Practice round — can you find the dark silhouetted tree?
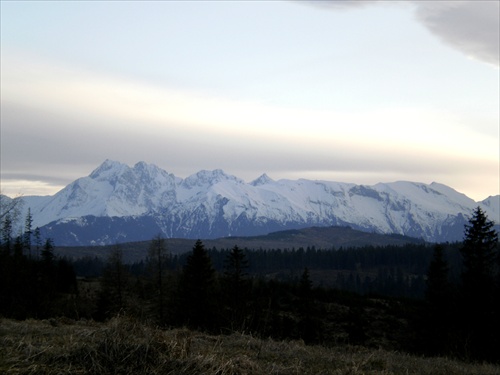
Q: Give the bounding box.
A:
[222,245,249,330]
[178,240,217,330]
[96,245,129,320]
[147,235,170,324]
[34,227,42,258]
[1,213,13,254]
[41,238,55,264]
[424,244,453,355]
[0,195,23,254]
[23,208,33,258]
[426,244,450,304]
[297,267,321,343]
[460,207,499,361]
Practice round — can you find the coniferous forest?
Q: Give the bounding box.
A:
[1,206,499,365]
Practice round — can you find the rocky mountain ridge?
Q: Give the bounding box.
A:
[7,160,499,246]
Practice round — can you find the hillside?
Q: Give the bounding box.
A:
[55,225,424,263]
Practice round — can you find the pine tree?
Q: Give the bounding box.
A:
[426,244,450,304]
[39,238,56,317]
[424,244,452,355]
[147,235,170,324]
[34,227,42,258]
[41,238,55,264]
[297,267,320,343]
[0,195,23,254]
[1,214,13,254]
[23,208,33,258]
[460,206,499,361]
[224,245,248,283]
[96,245,129,320]
[461,207,498,296]
[178,240,217,330]
[222,245,249,330]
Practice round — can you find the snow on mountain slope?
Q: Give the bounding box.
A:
[481,195,500,217]
[26,160,178,228]
[11,160,500,246]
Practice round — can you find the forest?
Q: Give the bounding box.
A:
[1,206,499,364]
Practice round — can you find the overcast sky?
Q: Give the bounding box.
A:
[1,0,498,201]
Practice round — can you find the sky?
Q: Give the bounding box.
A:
[1,0,499,201]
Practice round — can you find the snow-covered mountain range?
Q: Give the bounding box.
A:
[7,160,500,246]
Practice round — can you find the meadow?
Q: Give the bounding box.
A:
[1,316,499,375]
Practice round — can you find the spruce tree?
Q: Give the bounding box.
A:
[178,240,217,330]
[1,214,13,254]
[424,244,452,355]
[460,206,498,361]
[0,196,22,254]
[222,245,249,330]
[461,207,498,296]
[147,235,169,324]
[34,227,42,257]
[426,244,450,304]
[96,245,129,320]
[23,208,33,258]
[297,267,320,343]
[41,238,55,264]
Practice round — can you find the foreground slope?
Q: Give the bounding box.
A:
[2,317,499,375]
[12,160,499,245]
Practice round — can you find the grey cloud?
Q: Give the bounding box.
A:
[299,0,499,66]
[297,0,378,10]
[295,0,383,11]
[413,1,499,66]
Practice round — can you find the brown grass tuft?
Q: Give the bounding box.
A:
[1,316,499,375]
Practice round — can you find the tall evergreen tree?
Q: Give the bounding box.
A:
[0,195,22,254]
[461,207,498,296]
[460,207,499,361]
[147,235,170,324]
[222,245,249,330]
[34,227,42,258]
[41,238,55,264]
[178,240,217,330]
[424,244,453,355]
[96,245,129,320]
[297,267,321,343]
[23,208,33,258]
[1,213,13,254]
[13,236,24,258]
[426,244,450,304]
[224,245,248,283]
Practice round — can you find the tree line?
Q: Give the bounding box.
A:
[1,203,498,363]
[0,206,78,319]
[73,241,462,299]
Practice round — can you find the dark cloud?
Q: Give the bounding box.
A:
[413,1,499,66]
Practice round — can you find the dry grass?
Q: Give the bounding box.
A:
[1,316,498,375]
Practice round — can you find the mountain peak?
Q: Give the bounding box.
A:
[133,161,163,176]
[89,159,128,179]
[182,169,241,188]
[251,173,274,186]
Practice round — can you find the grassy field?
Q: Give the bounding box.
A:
[1,316,499,375]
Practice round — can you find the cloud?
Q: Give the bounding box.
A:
[1,51,497,200]
[413,1,499,66]
[298,0,499,66]
[294,0,381,10]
